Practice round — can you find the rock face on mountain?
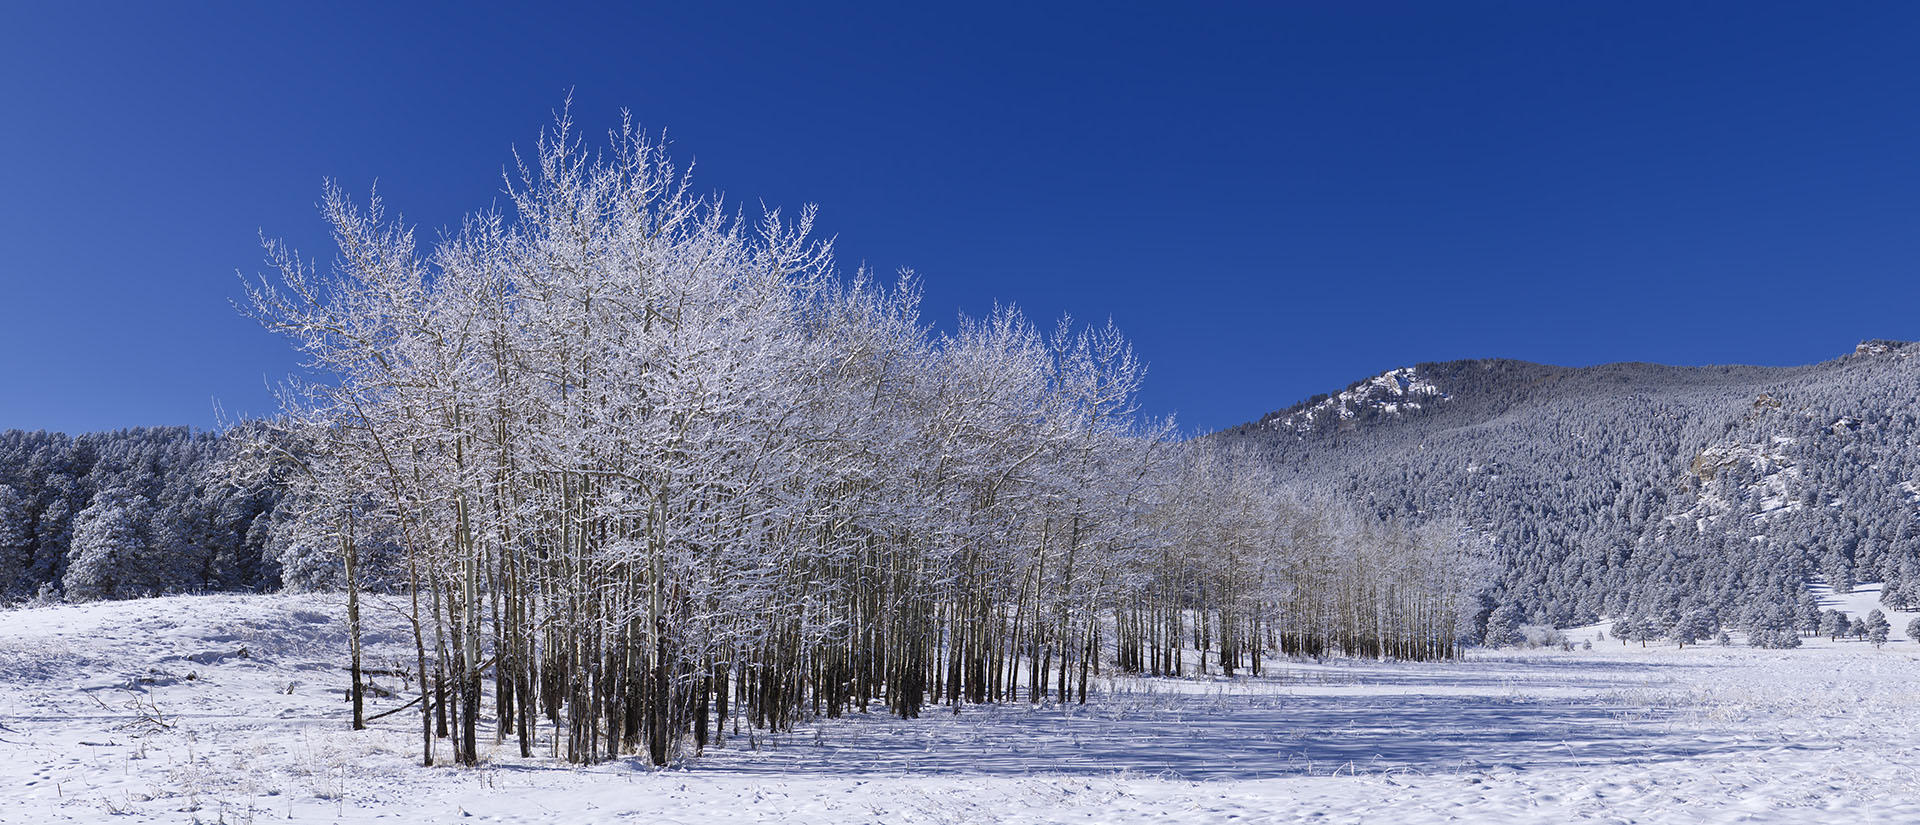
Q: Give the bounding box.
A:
[1213,342,1920,631]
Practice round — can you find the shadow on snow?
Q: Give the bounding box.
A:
[668,658,1786,781]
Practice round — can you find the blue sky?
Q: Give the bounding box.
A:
[3,2,1918,435]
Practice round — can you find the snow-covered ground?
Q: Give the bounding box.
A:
[5,594,1920,824]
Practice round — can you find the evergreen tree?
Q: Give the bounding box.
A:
[1820,609,1850,641]
[1865,609,1891,647]
[31,494,74,587]
[1879,577,1905,609]
[1797,592,1822,635]
[1624,616,1661,647]
[1746,604,1801,649]
[1611,616,1638,646]
[1671,609,1716,648]
[0,484,32,597]
[139,505,203,595]
[1482,603,1524,647]
[62,489,153,601]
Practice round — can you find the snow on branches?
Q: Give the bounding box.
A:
[241,108,1486,767]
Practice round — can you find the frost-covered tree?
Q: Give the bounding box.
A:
[1610,616,1639,646]
[1638,616,1667,647]
[1820,609,1850,641]
[0,484,32,597]
[239,106,1492,769]
[1746,604,1801,649]
[1670,609,1717,648]
[1482,603,1524,648]
[1797,592,1822,636]
[1865,609,1890,647]
[142,503,209,595]
[62,488,153,600]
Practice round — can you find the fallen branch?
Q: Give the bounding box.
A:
[364,694,424,723]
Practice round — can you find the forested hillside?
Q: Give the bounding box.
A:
[1214,341,1920,640]
[0,427,282,600]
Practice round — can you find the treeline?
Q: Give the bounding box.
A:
[238,112,1486,768]
[0,427,281,600]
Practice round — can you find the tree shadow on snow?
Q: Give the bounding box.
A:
[683,662,1790,780]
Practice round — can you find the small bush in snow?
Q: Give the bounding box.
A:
[1517,624,1567,648]
[27,582,59,607]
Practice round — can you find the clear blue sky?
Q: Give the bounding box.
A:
[4,2,1918,435]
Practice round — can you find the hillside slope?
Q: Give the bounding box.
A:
[1213,342,1920,630]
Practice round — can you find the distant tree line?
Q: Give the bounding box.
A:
[0,427,282,601]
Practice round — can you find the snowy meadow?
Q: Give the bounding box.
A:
[4,592,1918,824]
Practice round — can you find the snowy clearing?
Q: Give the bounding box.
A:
[4,594,1920,823]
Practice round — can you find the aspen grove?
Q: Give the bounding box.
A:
[239,112,1485,768]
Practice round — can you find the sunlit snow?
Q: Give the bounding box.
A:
[5,593,1919,823]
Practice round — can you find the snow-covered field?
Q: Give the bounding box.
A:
[4,593,1920,824]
